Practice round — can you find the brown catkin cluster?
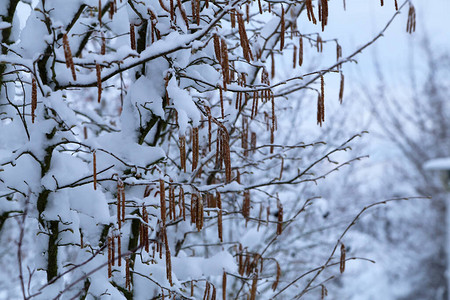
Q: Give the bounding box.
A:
[395,0,398,10]
[190,193,204,231]
[321,285,328,299]
[140,205,149,251]
[318,0,328,31]
[216,127,232,182]
[31,77,37,123]
[237,13,253,62]
[272,261,281,291]
[340,243,346,273]
[317,35,323,52]
[109,0,117,19]
[406,5,416,34]
[177,0,189,29]
[62,33,77,81]
[306,0,317,24]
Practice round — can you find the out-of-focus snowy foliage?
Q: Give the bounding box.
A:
[0,0,419,299]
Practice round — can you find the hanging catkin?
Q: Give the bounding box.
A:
[117,234,121,266]
[107,237,112,278]
[221,39,229,90]
[293,45,297,68]
[160,179,166,225]
[93,151,97,190]
[217,192,223,242]
[213,34,222,65]
[179,136,186,172]
[237,13,252,62]
[180,187,186,221]
[62,33,77,81]
[276,199,283,235]
[192,127,199,171]
[96,64,102,103]
[280,5,285,51]
[31,77,37,123]
[299,36,303,66]
[339,73,344,104]
[340,243,346,273]
[272,261,281,291]
[162,226,173,285]
[305,0,317,24]
[320,0,328,31]
[406,5,416,34]
[117,180,122,228]
[129,24,136,50]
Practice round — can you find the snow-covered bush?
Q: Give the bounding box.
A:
[0,0,415,299]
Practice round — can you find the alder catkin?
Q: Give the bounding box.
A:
[306,0,317,24]
[192,127,199,171]
[250,272,258,300]
[276,200,283,235]
[31,77,37,123]
[117,234,121,266]
[107,237,112,278]
[213,34,222,65]
[406,5,416,34]
[217,192,223,242]
[340,243,346,273]
[130,23,136,50]
[62,33,77,81]
[222,271,227,300]
[221,39,229,89]
[180,136,186,172]
[96,64,102,103]
[339,73,344,104]
[292,45,297,68]
[272,261,281,291]
[93,151,97,190]
[117,180,122,228]
[299,36,303,66]
[280,5,285,51]
[160,179,166,225]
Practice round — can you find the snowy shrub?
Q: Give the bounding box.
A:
[0,0,415,299]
